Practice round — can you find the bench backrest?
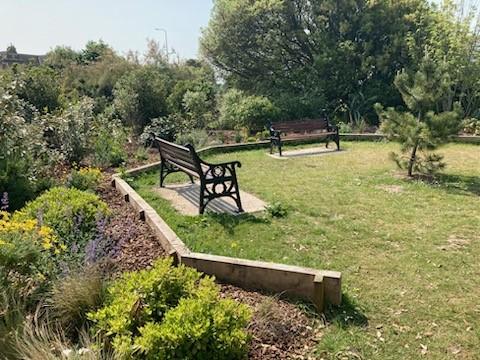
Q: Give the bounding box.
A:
[154,138,201,176]
[270,119,329,133]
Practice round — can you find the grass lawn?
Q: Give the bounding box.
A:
[129,141,480,359]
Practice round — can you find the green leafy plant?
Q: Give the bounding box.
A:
[265,202,289,218]
[88,259,251,359]
[176,129,210,149]
[462,118,480,135]
[140,115,180,146]
[14,187,110,251]
[67,167,102,192]
[92,117,127,168]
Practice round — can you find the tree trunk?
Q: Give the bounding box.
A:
[408,141,419,177]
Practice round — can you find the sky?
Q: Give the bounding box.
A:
[1,0,214,59]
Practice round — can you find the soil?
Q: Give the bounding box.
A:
[97,177,321,359]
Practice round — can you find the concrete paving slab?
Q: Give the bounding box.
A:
[153,183,266,216]
[267,146,344,159]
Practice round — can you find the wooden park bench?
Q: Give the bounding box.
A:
[153,137,244,215]
[268,117,340,156]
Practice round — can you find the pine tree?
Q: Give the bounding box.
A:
[375,51,461,177]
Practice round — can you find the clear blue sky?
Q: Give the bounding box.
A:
[1,0,214,59]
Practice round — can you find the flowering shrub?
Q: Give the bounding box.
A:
[13,187,110,263]
[0,211,64,293]
[89,259,251,359]
[67,167,102,192]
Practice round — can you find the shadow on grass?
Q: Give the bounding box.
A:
[324,294,368,329]
[206,212,270,235]
[434,174,480,196]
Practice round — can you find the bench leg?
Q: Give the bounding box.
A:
[160,162,166,187]
[199,183,206,215]
[278,141,282,156]
[188,174,194,184]
[335,133,340,151]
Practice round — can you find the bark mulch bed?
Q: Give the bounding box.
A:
[98,177,323,359]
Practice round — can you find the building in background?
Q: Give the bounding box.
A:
[0,45,44,69]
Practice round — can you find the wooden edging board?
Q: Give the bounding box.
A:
[111,170,342,311]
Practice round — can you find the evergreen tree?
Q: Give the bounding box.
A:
[375,51,461,176]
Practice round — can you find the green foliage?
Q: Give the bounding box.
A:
[140,115,181,146]
[89,259,251,359]
[218,89,279,131]
[176,129,210,149]
[14,187,109,250]
[0,79,59,210]
[337,121,353,134]
[0,212,62,302]
[265,202,288,218]
[92,117,127,168]
[462,118,480,135]
[67,167,102,192]
[201,0,435,121]
[45,98,95,165]
[113,66,171,131]
[17,66,61,113]
[376,51,461,176]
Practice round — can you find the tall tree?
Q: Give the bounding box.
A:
[200,0,434,121]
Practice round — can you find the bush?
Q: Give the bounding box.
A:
[89,259,251,359]
[67,167,102,192]
[45,98,95,165]
[14,187,110,254]
[140,115,181,146]
[0,80,59,210]
[92,117,127,168]
[0,212,63,295]
[337,121,353,133]
[113,67,170,131]
[176,129,210,149]
[462,118,480,135]
[218,89,279,131]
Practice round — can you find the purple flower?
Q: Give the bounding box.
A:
[0,192,8,211]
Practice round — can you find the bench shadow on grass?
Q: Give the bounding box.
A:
[205,212,270,235]
[324,294,368,329]
[434,174,480,197]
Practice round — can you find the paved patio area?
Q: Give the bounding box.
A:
[267,146,343,159]
[154,183,266,216]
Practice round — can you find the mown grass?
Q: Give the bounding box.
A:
[129,141,480,359]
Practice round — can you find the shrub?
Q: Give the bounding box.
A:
[88,259,251,359]
[140,115,180,146]
[67,167,102,192]
[337,121,353,133]
[113,67,170,131]
[0,80,59,210]
[92,117,127,168]
[218,89,279,131]
[14,187,110,253]
[176,129,209,149]
[462,118,480,135]
[0,211,63,294]
[45,98,95,165]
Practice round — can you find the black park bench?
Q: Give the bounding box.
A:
[268,117,340,156]
[153,137,244,215]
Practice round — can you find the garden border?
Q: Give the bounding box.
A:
[112,161,342,311]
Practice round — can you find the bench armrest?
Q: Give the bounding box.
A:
[200,159,242,180]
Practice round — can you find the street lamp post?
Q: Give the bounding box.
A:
[154,27,169,62]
